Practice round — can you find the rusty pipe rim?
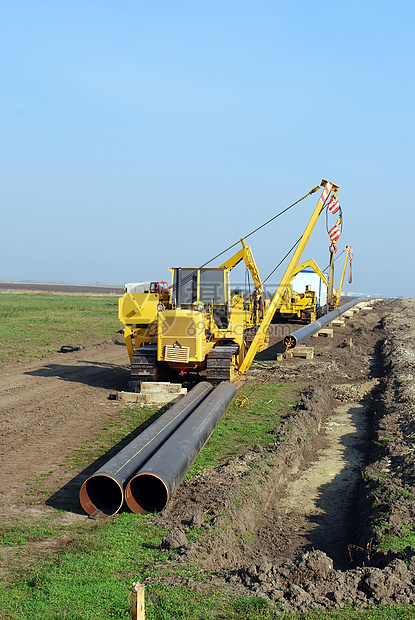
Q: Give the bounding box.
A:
[79,474,124,518]
[125,472,170,515]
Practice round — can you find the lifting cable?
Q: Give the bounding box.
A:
[200,184,321,269]
[235,234,302,310]
[260,235,302,287]
[230,235,302,310]
[172,184,321,295]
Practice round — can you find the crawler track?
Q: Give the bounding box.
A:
[130,345,157,383]
[205,345,239,385]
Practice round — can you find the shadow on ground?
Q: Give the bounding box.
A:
[46,406,169,515]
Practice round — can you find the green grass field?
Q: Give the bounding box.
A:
[0,292,120,364]
[0,293,414,619]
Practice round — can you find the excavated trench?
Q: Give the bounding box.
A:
[154,300,415,611]
[157,335,381,570]
[250,399,373,571]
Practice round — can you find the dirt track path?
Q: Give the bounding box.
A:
[0,339,130,518]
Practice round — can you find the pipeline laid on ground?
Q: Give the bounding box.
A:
[79,381,214,517]
[125,381,237,514]
[283,296,367,349]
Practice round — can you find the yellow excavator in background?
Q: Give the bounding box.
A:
[118,179,344,386]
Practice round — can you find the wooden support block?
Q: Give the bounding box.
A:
[292,346,314,359]
[140,382,185,395]
[330,319,345,327]
[312,328,333,338]
[117,383,186,405]
[342,310,354,318]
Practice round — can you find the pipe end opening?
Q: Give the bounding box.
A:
[126,474,169,514]
[79,475,123,517]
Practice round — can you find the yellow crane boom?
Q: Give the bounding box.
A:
[336,246,353,303]
[219,237,263,293]
[236,179,339,378]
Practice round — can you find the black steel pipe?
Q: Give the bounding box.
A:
[79,381,214,517]
[283,297,367,349]
[125,381,237,514]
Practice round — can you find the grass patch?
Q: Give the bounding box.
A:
[0,513,165,619]
[187,383,296,476]
[378,524,415,553]
[0,520,58,547]
[362,467,415,554]
[0,292,120,363]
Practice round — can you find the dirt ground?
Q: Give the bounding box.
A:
[0,338,130,519]
[1,298,415,612]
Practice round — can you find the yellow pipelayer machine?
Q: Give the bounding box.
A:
[275,247,353,324]
[118,180,341,386]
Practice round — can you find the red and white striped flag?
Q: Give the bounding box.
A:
[347,246,353,283]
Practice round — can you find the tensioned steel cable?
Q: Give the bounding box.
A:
[199,184,320,269]
[171,184,321,295]
[261,236,302,286]
[229,234,302,309]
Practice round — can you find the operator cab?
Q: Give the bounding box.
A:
[170,268,231,328]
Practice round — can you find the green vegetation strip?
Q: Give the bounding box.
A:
[188,383,295,475]
[379,524,415,553]
[0,292,120,363]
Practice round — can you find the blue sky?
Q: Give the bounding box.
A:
[1,0,413,297]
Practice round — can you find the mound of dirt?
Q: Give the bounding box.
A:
[151,299,415,611]
[362,299,415,549]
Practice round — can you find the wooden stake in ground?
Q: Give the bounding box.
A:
[131,583,145,620]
